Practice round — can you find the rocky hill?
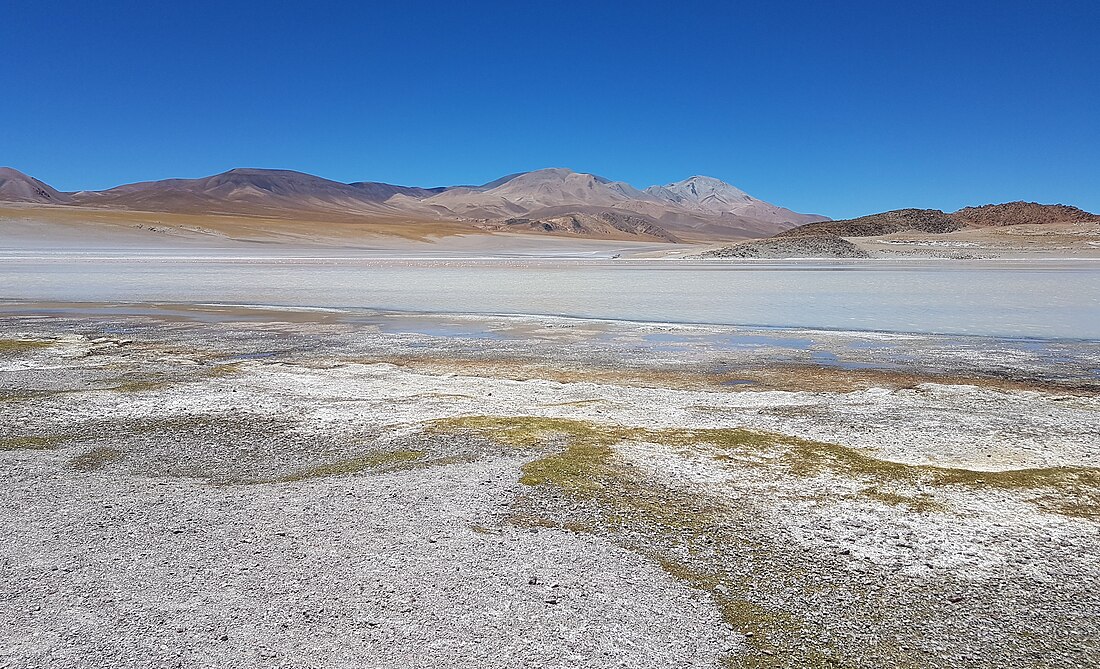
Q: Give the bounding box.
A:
[777,202,1098,239]
[776,209,963,238]
[951,202,1100,227]
[704,201,1100,259]
[701,234,869,259]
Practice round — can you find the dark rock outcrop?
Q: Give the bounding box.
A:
[950,202,1099,227]
[776,209,961,238]
[701,234,870,259]
[776,202,1098,239]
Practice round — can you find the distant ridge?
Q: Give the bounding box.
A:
[647,175,827,230]
[701,201,1100,258]
[72,168,402,217]
[951,202,1100,228]
[0,167,71,204]
[0,166,828,242]
[776,209,963,238]
[391,168,826,239]
[777,203,1099,239]
[347,182,448,202]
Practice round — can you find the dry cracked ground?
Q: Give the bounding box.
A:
[1,305,1098,669]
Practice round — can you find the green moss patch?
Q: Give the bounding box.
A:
[431,416,844,666]
[0,435,62,451]
[0,339,52,355]
[108,378,172,393]
[860,486,943,512]
[70,447,122,471]
[200,362,244,378]
[432,415,1099,518]
[430,415,1099,667]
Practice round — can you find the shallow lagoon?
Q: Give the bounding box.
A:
[2,252,1098,339]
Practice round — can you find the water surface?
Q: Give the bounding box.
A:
[3,253,1098,339]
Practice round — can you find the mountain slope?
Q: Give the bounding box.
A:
[776,209,962,238]
[480,211,681,242]
[702,234,870,259]
[777,202,1099,239]
[407,168,659,218]
[0,165,830,243]
[70,168,402,217]
[0,167,71,204]
[347,181,448,202]
[400,169,822,240]
[951,202,1100,227]
[646,176,826,228]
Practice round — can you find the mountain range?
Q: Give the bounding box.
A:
[0,166,826,242]
[701,201,1100,259]
[775,203,1100,238]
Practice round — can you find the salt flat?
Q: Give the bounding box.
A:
[1,303,1097,669]
[3,249,1099,338]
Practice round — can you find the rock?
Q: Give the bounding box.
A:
[700,234,870,259]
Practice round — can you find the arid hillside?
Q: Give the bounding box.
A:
[702,202,1100,259]
[0,167,826,244]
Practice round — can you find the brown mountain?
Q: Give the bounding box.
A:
[776,208,962,238]
[777,202,1099,239]
[951,202,1100,227]
[70,168,407,217]
[0,167,72,204]
[347,181,448,202]
[482,211,681,242]
[0,166,825,243]
[392,168,824,241]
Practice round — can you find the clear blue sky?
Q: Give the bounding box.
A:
[1,1,1097,218]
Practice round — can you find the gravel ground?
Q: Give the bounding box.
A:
[1,306,1097,668]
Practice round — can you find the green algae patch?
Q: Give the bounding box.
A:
[781,441,1100,517]
[201,362,245,378]
[430,415,1100,500]
[429,415,624,450]
[520,436,615,489]
[860,486,943,512]
[428,414,1100,665]
[430,415,835,666]
[1,435,62,451]
[70,447,122,471]
[0,388,84,403]
[109,378,172,393]
[1036,492,1100,520]
[0,339,52,355]
[276,449,425,482]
